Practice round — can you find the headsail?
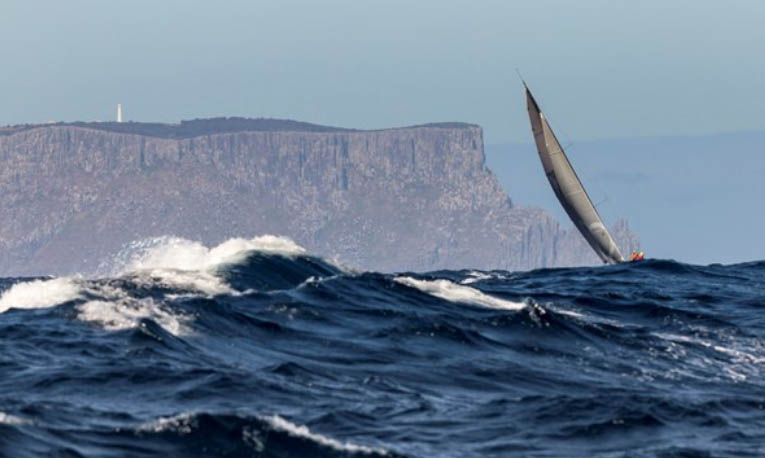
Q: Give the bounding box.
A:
[524,85,624,264]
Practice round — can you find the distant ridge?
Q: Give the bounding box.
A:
[0,117,479,140]
[0,119,637,275]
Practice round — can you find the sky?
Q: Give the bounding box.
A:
[3,0,765,264]
[4,0,765,143]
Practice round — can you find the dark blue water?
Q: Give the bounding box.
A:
[1,240,764,457]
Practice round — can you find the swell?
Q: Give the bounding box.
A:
[1,238,765,457]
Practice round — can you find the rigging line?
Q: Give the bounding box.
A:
[594,195,609,209]
[515,68,526,87]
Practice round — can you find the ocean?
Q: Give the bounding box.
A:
[0,236,763,457]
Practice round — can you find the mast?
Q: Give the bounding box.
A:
[524,85,624,264]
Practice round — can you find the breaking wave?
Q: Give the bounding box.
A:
[0,235,322,336]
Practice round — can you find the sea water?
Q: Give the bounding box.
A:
[1,236,763,457]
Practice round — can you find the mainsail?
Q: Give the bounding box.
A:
[524,84,624,264]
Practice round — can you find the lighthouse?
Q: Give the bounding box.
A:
[117,104,123,123]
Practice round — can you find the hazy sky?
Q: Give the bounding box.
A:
[4,0,765,144]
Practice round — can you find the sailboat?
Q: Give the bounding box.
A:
[524,83,625,264]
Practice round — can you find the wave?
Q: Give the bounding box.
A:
[0,235,325,335]
[262,414,390,455]
[133,411,395,457]
[393,276,525,311]
[0,277,82,313]
[2,243,765,456]
[102,234,307,274]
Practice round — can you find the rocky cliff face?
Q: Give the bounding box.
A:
[0,120,638,275]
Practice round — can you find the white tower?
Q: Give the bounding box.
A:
[117,104,123,123]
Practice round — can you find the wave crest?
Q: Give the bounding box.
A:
[394,276,525,311]
[134,411,393,457]
[0,277,81,313]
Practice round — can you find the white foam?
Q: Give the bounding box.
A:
[0,412,30,425]
[137,413,389,455]
[263,415,389,455]
[77,297,191,336]
[296,274,343,290]
[713,344,765,364]
[546,306,586,319]
[654,332,716,349]
[394,276,525,311]
[129,268,233,296]
[0,277,82,313]
[109,235,306,275]
[97,234,310,295]
[0,235,309,335]
[460,271,493,285]
[138,412,196,434]
[0,276,191,336]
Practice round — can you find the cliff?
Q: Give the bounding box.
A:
[0,119,638,275]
